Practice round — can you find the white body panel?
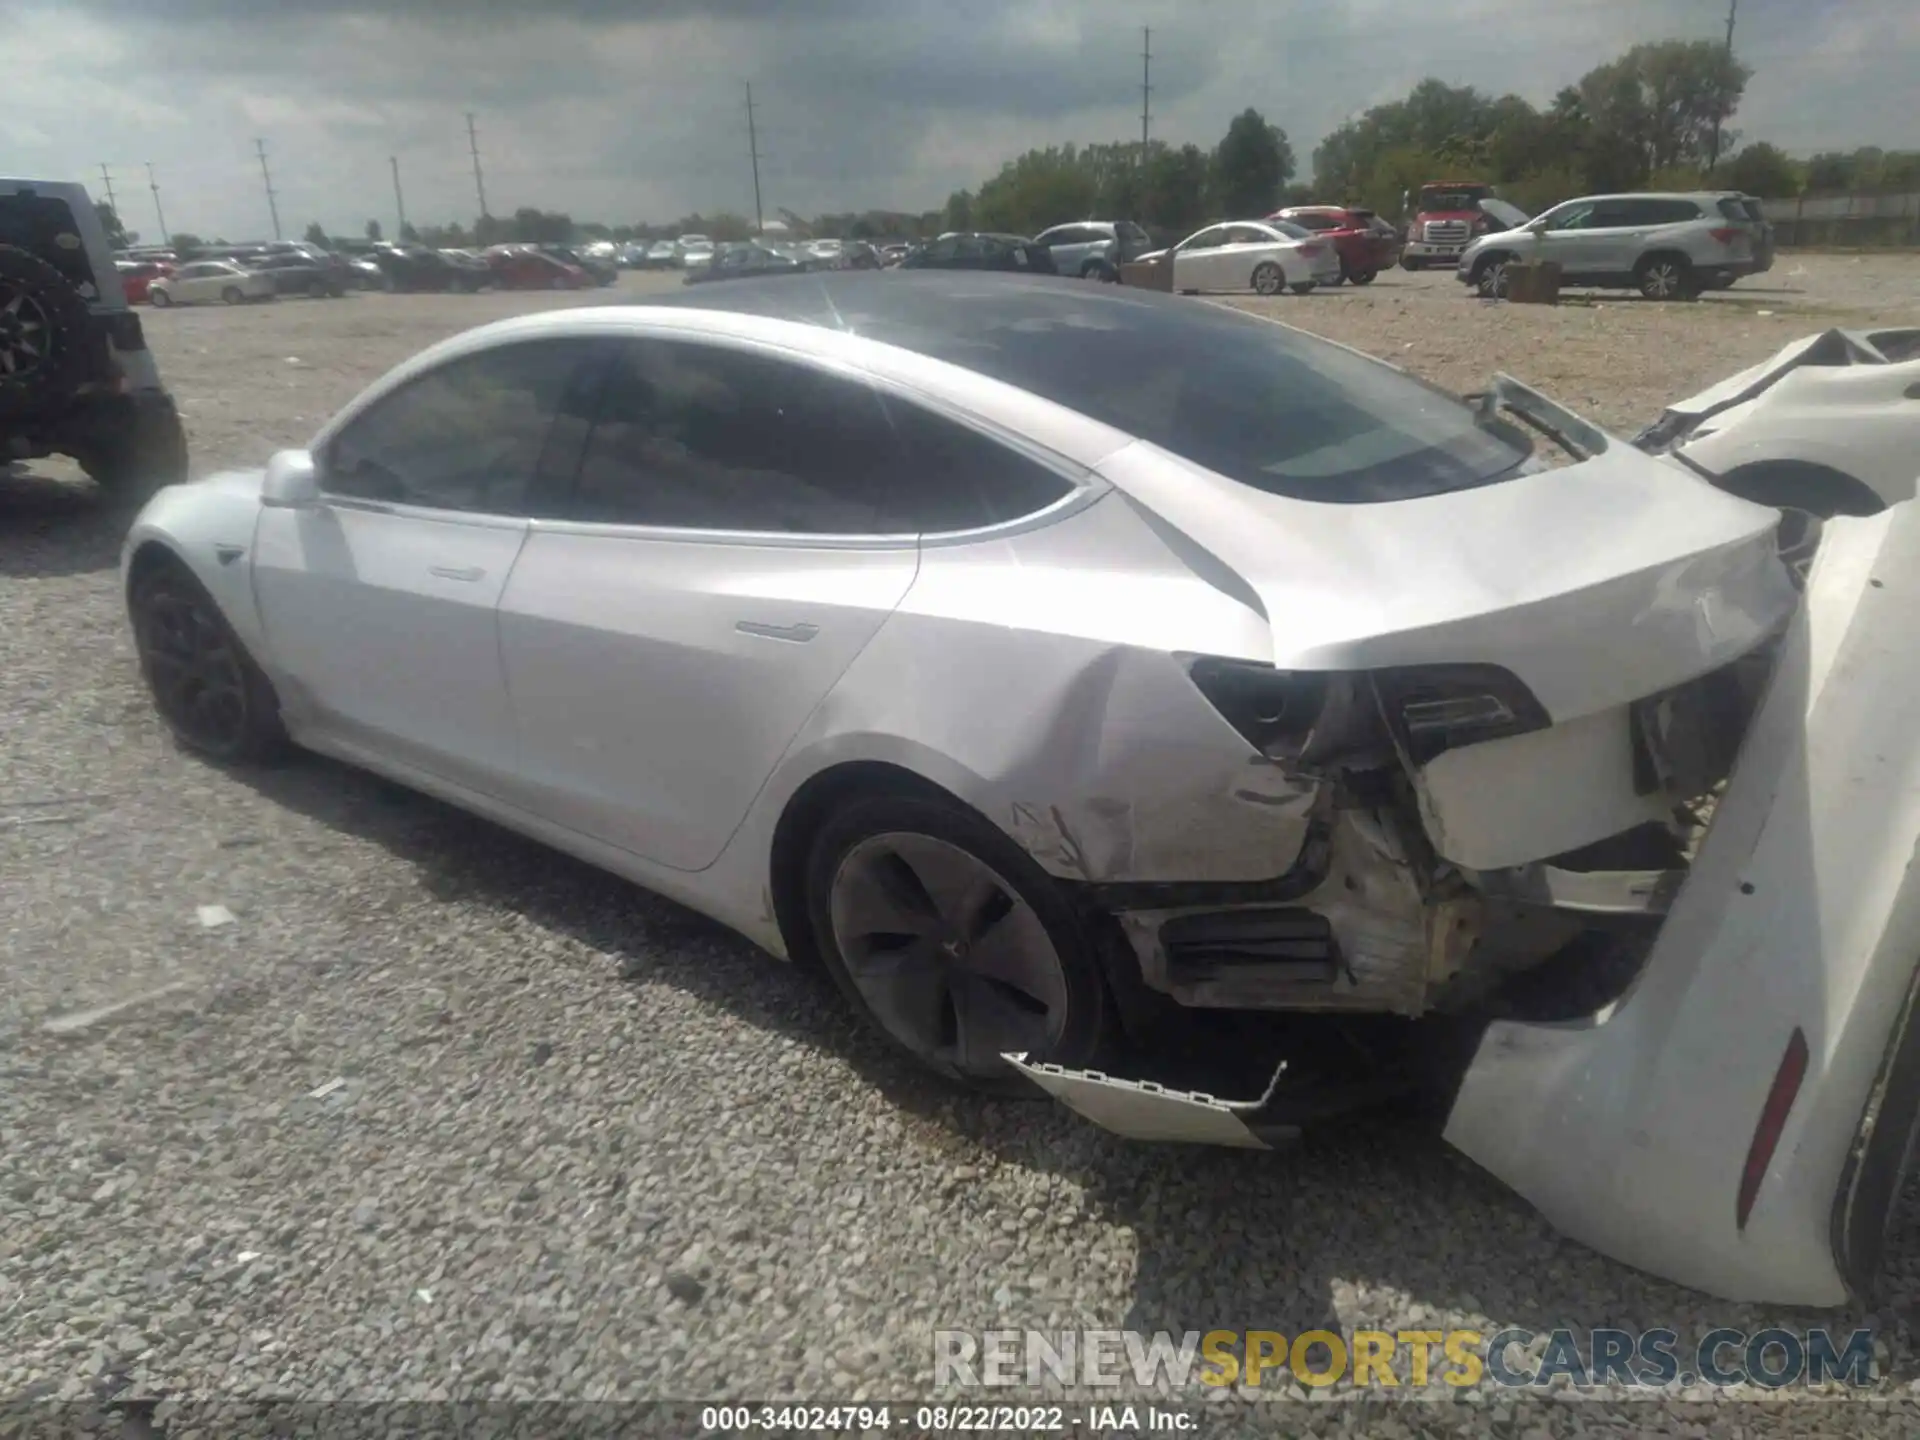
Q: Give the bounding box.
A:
[1446,504,1920,1304]
[1660,327,1920,508]
[497,524,919,871]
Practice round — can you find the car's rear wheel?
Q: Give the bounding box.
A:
[807,793,1115,1092]
[1290,282,1315,295]
[129,556,287,764]
[1348,267,1377,285]
[1400,255,1421,271]
[1080,260,1119,283]
[1635,254,1696,301]
[221,286,245,305]
[1251,261,1284,295]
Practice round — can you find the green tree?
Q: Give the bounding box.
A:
[941,189,974,232]
[303,221,328,246]
[1574,40,1752,180]
[1141,143,1211,236]
[1726,142,1800,198]
[365,219,383,241]
[168,232,205,255]
[973,145,1098,235]
[1211,109,1294,217]
[399,222,420,243]
[94,200,131,248]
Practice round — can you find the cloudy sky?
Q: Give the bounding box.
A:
[4,0,1915,242]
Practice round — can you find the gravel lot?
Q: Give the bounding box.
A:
[7,255,1920,1435]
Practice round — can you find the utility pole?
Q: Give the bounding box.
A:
[1708,0,1737,173]
[745,82,764,235]
[147,162,169,245]
[97,164,118,215]
[390,156,408,236]
[254,138,282,239]
[466,112,490,220]
[1140,27,1152,153]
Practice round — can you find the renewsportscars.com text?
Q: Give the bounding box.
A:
[934,1327,1877,1391]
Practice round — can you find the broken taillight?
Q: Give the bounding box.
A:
[1736,1027,1810,1230]
[1371,664,1552,767]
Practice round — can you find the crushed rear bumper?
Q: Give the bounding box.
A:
[1013,504,1920,1306]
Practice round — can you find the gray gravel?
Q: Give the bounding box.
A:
[6,256,1920,1434]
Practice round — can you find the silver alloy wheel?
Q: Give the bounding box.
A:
[1643,260,1683,299]
[1252,262,1283,295]
[827,832,1069,1078]
[0,286,52,379]
[1478,261,1508,299]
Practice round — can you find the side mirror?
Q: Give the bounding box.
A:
[261,448,320,508]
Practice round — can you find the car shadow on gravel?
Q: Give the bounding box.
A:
[0,463,127,579]
[218,748,1920,1362]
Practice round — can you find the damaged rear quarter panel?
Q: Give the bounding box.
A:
[759,492,1323,886]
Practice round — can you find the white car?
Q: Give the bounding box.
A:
[1138,220,1339,295]
[1635,326,1920,517]
[147,258,277,307]
[647,240,678,268]
[121,272,1920,1307]
[808,238,844,261]
[676,234,715,270]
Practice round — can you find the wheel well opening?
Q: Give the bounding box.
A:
[1637,249,1691,270]
[124,539,181,596]
[767,761,964,970]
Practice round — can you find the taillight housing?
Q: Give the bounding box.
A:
[1186,658,1550,769]
[1298,243,1324,258]
[1708,227,1742,245]
[1371,663,1551,767]
[1737,1027,1809,1230]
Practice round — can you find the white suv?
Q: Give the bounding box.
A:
[1456,191,1760,301]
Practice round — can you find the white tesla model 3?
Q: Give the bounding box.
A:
[123,273,1920,1305]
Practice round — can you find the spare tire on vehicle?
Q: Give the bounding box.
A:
[0,243,95,422]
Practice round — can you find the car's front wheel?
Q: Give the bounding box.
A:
[807,792,1115,1091]
[148,287,172,308]
[129,556,288,764]
[1473,258,1510,299]
[221,286,245,305]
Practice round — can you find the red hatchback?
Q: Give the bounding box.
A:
[1267,207,1400,285]
[484,244,593,291]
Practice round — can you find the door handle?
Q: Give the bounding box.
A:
[736,621,818,643]
[429,564,485,582]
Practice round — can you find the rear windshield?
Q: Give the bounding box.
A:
[736,279,1534,504]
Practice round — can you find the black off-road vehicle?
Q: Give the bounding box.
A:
[1,177,188,507]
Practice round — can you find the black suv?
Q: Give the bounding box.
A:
[898,232,1059,274]
[1,178,187,507]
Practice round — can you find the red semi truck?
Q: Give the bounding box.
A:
[1398,180,1505,271]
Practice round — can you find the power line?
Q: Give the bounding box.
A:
[467,112,490,219]
[97,164,118,216]
[745,82,764,235]
[391,155,408,236]
[254,138,282,240]
[1141,27,1152,153]
[146,162,169,245]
